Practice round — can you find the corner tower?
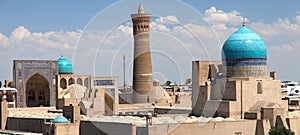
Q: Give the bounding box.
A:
[131,4,153,103]
[222,26,267,77]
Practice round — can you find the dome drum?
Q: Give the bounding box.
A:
[223,58,267,66]
[225,66,267,77]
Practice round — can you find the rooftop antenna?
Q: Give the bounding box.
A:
[123,55,126,91]
[242,17,246,26]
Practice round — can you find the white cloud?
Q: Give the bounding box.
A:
[250,23,279,40]
[11,26,31,40]
[0,33,9,48]
[150,16,182,32]
[250,17,300,46]
[204,6,248,26]
[155,15,180,24]
[117,25,132,36]
[276,18,299,33]
[151,22,171,32]
[0,26,81,55]
[269,40,300,52]
[296,15,300,24]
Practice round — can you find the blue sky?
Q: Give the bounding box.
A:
[1,0,300,85]
[1,0,299,35]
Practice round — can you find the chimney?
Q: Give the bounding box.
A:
[270,71,276,80]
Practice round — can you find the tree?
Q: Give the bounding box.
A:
[164,81,172,86]
[269,126,294,135]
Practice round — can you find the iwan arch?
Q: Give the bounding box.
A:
[13,60,57,108]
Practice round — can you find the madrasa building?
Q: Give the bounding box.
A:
[191,25,288,126]
[12,56,119,115]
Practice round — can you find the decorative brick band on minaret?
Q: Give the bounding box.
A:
[131,4,153,103]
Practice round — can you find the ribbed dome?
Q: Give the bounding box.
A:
[222,26,267,66]
[58,57,73,74]
[52,115,69,123]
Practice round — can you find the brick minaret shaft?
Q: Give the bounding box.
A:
[131,4,153,103]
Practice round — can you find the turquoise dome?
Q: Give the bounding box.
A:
[58,57,73,74]
[52,115,69,123]
[222,26,267,66]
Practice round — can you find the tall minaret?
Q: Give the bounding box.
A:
[131,4,153,103]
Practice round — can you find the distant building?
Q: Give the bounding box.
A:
[55,57,119,115]
[0,87,17,108]
[57,74,119,115]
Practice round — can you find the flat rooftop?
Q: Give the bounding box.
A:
[87,115,240,126]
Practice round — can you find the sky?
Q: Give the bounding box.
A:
[1,0,300,85]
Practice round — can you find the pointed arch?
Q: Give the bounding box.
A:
[77,78,83,85]
[60,78,67,89]
[257,81,263,94]
[68,78,75,86]
[26,73,50,107]
[84,78,89,88]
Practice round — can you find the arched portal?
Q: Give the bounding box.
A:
[26,74,50,107]
[105,93,114,115]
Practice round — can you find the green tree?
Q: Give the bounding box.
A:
[164,81,172,86]
[269,126,294,135]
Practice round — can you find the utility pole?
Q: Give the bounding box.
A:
[123,55,126,91]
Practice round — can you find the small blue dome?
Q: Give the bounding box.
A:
[222,26,267,66]
[58,57,73,74]
[52,115,69,123]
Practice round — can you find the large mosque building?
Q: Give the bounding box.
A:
[192,25,288,126]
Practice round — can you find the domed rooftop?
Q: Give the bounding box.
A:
[222,26,267,67]
[222,26,267,59]
[52,115,69,123]
[58,56,73,74]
